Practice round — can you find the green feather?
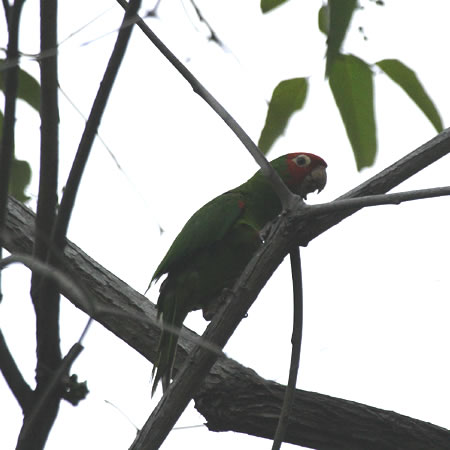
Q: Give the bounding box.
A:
[149,153,326,394]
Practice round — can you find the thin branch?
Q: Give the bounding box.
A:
[0,254,92,314]
[272,248,303,449]
[301,185,450,219]
[116,0,293,209]
[0,329,33,414]
[50,0,142,253]
[0,0,26,303]
[187,0,224,47]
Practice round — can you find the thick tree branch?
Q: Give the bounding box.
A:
[3,129,450,448]
[132,129,450,449]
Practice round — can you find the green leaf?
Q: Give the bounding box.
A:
[318,5,329,35]
[0,60,41,112]
[329,54,376,170]
[376,59,443,133]
[261,0,290,13]
[325,0,357,77]
[9,157,31,202]
[258,78,308,154]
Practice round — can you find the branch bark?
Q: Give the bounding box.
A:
[3,128,450,448]
[132,128,450,448]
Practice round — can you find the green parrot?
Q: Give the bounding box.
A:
[149,152,327,394]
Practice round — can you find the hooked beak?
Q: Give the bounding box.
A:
[299,165,327,199]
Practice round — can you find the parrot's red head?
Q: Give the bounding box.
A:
[279,153,327,199]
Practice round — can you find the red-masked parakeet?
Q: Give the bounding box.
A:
[149,153,327,394]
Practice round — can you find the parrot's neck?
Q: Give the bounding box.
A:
[238,172,283,230]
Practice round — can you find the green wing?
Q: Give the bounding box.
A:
[151,190,245,283]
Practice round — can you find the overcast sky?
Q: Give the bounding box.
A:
[1,1,450,449]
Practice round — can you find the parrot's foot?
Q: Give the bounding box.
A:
[202,289,233,321]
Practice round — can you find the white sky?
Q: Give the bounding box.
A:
[1,1,450,449]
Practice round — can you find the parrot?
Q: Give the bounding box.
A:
[149,152,327,394]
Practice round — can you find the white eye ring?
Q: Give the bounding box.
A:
[294,154,311,167]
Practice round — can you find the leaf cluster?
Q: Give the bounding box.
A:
[258,0,443,170]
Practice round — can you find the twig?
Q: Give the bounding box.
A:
[301,185,450,219]
[187,0,224,47]
[116,0,294,209]
[272,248,303,449]
[0,329,33,414]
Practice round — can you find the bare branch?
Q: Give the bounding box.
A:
[272,248,303,449]
[0,0,26,303]
[0,329,33,414]
[51,0,142,252]
[115,0,294,208]
[302,185,450,219]
[23,1,62,445]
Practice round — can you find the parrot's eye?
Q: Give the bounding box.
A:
[294,154,311,167]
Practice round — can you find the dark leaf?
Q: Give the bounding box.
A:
[329,54,376,170]
[258,78,308,154]
[0,60,41,112]
[376,59,443,133]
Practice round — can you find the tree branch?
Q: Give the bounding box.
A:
[115,0,294,208]
[0,329,33,414]
[20,0,62,446]
[131,128,450,449]
[3,187,450,448]
[51,0,141,252]
[272,248,303,449]
[3,128,450,448]
[0,0,26,303]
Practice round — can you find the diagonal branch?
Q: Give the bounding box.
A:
[4,127,450,446]
[3,129,450,448]
[0,329,33,414]
[116,0,293,208]
[131,128,450,448]
[50,0,142,253]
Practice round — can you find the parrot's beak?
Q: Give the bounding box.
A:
[299,164,327,199]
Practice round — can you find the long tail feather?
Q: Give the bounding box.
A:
[151,293,188,396]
